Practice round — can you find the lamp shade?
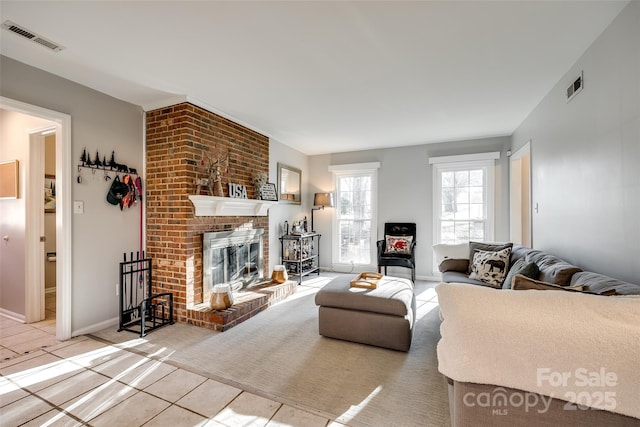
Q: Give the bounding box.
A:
[313,192,334,208]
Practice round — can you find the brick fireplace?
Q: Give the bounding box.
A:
[145,102,273,330]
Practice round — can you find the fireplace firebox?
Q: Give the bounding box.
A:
[203,229,264,295]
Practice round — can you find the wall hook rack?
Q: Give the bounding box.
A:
[77,148,138,180]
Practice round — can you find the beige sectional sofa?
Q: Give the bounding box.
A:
[436,243,640,426]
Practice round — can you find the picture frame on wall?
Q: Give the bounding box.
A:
[0,160,19,199]
[259,182,278,201]
[44,175,56,213]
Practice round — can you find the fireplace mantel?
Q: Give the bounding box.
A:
[189,195,277,216]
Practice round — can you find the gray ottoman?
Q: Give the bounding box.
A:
[314,275,416,351]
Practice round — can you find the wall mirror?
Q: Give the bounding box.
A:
[0,160,19,199]
[278,163,301,205]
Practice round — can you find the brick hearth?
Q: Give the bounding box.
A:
[188,280,297,331]
[145,102,273,331]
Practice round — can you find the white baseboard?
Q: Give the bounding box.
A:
[72,316,118,337]
[0,308,26,323]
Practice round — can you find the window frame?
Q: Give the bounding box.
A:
[430,152,499,252]
[328,162,380,270]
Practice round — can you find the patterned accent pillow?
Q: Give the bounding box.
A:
[385,235,413,255]
[469,247,512,288]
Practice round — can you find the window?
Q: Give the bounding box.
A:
[329,163,380,267]
[430,153,499,245]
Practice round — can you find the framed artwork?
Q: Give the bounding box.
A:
[44,175,56,212]
[0,160,19,199]
[259,183,278,201]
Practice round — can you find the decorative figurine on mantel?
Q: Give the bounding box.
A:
[252,172,268,199]
[195,151,229,196]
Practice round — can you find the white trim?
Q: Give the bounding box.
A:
[141,95,189,112]
[189,195,277,216]
[328,162,381,172]
[330,165,378,267]
[432,158,496,274]
[511,141,531,161]
[1,96,72,341]
[27,124,57,135]
[428,152,500,164]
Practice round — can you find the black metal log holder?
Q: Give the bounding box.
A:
[118,251,174,337]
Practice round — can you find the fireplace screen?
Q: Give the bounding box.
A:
[203,229,264,292]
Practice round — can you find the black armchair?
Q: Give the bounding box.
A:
[377,222,417,282]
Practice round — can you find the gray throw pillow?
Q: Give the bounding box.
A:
[502,259,540,289]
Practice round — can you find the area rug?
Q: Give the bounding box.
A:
[93,276,450,427]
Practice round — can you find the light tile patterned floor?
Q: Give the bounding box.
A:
[0,287,344,426]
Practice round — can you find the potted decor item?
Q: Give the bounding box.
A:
[271,265,288,284]
[210,284,234,310]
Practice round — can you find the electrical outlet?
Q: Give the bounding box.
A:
[116,283,119,296]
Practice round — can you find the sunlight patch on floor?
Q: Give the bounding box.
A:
[336,385,383,425]
[2,358,83,391]
[415,287,438,302]
[416,301,440,321]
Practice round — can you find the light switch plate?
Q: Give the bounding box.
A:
[73,200,84,214]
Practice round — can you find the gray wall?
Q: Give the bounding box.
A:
[1,56,144,334]
[268,139,309,273]
[309,136,510,279]
[511,2,640,283]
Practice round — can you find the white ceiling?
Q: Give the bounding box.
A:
[0,1,628,155]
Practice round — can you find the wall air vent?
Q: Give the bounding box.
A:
[566,71,583,103]
[1,20,64,52]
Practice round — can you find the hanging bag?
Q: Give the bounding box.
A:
[106,175,130,206]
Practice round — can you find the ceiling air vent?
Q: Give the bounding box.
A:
[1,20,64,52]
[566,71,583,103]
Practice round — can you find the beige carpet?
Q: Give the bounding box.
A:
[93,275,450,427]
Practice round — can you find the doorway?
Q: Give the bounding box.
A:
[509,141,532,247]
[1,96,72,340]
[44,133,57,322]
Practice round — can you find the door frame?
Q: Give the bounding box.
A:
[1,96,72,340]
[509,140,532,247]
